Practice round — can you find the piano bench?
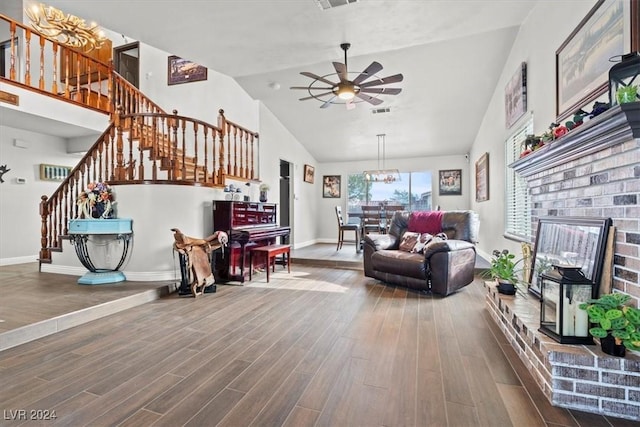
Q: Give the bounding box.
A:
[249,244,291,283]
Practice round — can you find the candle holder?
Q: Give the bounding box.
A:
[539,264,595,345]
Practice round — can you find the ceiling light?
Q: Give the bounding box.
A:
[25,3,107,51]
[363,134,401,184]
[336,84,355,100]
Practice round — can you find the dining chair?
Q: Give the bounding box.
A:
[335,206,361,252]
[361,205,384,234]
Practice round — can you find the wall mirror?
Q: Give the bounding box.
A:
[528,216,612,298]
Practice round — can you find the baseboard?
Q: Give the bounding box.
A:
[0,255,39,266]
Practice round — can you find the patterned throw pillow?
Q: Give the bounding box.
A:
[399,231,420,252]
[411,233,434,254]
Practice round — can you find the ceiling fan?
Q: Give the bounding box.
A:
[291,43,403,109]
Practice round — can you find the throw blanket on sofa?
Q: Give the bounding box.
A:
[408,211,443,234]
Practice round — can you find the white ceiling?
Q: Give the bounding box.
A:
[24,0,540,163]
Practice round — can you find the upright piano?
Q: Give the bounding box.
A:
[212,201,290,282]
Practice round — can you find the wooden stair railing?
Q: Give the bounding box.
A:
[39,109,260,264]
[1,13,113,114]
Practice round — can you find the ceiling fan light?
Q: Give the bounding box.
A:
[337,86,355,100]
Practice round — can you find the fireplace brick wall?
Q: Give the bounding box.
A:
[495,103,640,419]
[512,103,640,306]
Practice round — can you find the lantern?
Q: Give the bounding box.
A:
[608,52,640,106]
[539,265,595,345]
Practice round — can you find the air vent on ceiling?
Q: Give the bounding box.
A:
[314,0,358,11]
[371,107,391,114]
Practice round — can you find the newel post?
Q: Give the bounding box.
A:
[217,109,227,185]
[39,195,51,265]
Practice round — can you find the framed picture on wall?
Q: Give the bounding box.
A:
[475,152,489,202]
[555,0,636,121]
[167,55,208,85]
[304,164,315,183]
[438,169,462,196]
[322,175,341,198]
[505,62,527,128]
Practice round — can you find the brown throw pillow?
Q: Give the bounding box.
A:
[399,231,420,252]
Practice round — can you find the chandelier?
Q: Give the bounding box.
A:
[363,134,401,184]
[25,3,107,51]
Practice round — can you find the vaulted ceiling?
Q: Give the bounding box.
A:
[28,0,540,162]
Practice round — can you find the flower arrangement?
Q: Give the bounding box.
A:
[519,101,611,158]
[259,183,270,192]
[77,181,116,219]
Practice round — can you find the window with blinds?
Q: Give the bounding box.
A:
[504,118,533,241]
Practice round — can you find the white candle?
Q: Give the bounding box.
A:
[563,293,574,336]
[575,301,589,337]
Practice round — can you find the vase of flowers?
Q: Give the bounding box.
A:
[77,182,116,219]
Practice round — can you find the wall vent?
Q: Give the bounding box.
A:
[314,0,358,11]
[371,107,391,114]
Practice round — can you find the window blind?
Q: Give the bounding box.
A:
[504,118,533,241]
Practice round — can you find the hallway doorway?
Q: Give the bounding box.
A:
[114,42,139,87]
[279,160,292,244]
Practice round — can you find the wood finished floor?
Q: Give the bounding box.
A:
[0,249,634,426]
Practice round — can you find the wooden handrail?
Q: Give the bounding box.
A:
[1,13,112,113]
[39,109,259,264]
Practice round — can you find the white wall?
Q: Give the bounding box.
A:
[137,43,259,132]
[469,0,599,260]
[0,125,76,264]
[258,103,318,247]
[316,155,470,242]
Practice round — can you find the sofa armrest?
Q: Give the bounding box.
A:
[422,239,474,259]
[364,233,399,251]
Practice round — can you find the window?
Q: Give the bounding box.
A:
[347,171,432,213]
[505,118,533,241]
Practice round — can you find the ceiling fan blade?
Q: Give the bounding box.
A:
[301,71,337,87]
[320,96,337,109]
[359,87,402,95]
[359,73,404,88]
[333,62,348,83]
[352,61,383,85]
[356,93,383,106]
[299,91,334,101]
[290,86,333,90]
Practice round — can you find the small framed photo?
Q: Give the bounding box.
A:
[475,152,490,202]
[304,164,315,183]
[438,169,462,196]
[322,175,341,198]
[167,55,208,85]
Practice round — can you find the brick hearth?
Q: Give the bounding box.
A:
[485,282,640,420]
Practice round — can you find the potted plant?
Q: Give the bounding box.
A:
[483,249,523,295]
[579,293,640,357]
[259,183,270,202]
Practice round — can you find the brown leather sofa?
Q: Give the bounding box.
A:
[363,210,479,296]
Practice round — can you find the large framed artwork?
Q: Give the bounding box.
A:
[438,169,462,196]
[555,0,638,122]
[167,56,208,85]
[505,62,527,128]
[475,153,489,202]
[322,175,341,198]
[528,216,612,299]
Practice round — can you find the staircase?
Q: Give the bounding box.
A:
[0,14,262,265]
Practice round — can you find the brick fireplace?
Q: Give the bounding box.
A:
[486,102,640,420]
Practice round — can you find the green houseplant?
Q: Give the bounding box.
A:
[483,249,523,295]
[579,293,640,356]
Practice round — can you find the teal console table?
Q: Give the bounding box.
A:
[68,218,133,285]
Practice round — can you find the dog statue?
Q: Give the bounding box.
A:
[171,228,228,297]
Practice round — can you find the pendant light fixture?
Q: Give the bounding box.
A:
[363,134,401,183]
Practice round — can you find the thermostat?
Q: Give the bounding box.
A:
[16,177,27,184]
